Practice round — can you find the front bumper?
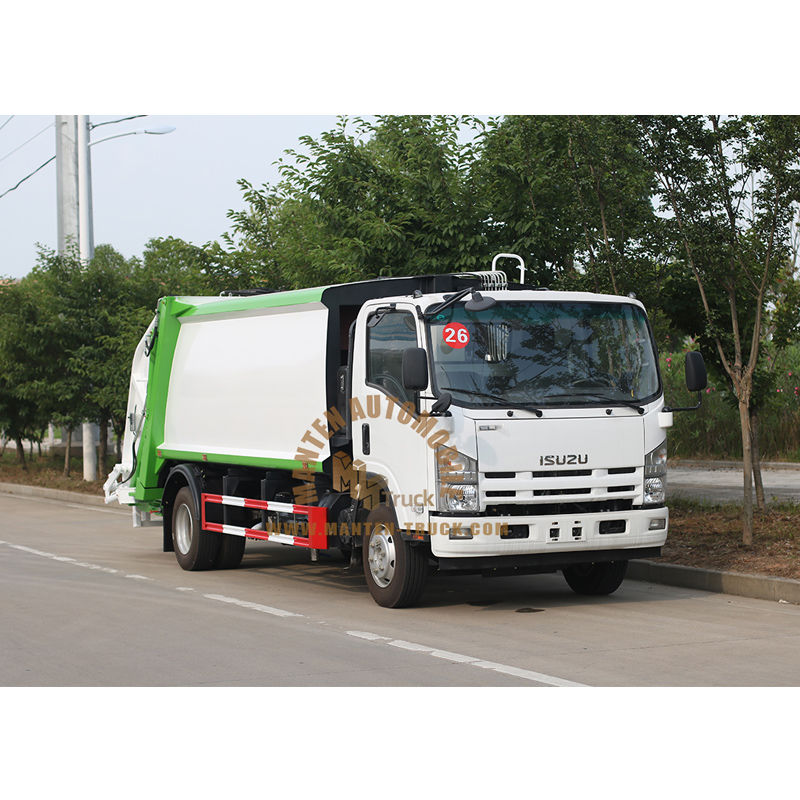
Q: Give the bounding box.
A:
[428,506,669,559]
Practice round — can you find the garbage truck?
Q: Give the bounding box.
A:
[105,253,707,607]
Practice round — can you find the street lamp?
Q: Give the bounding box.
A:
[57,115,176,479]
[77,118,177,263]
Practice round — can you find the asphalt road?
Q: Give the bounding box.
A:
[669,463,800,504]
[2,490,800,688]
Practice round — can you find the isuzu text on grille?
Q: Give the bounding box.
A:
[539,454,589,466]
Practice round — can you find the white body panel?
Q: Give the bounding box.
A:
[161,303,331,465]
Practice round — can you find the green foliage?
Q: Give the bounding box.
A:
[0,279,52,464]
[663,340,800,461]
[639,115,800,376]
[226,116,490,288]
[475,115,662,299]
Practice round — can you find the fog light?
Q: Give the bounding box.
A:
[449,526,474,540]
[648,517,667,531]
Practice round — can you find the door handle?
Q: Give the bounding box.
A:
[362,423,370,455]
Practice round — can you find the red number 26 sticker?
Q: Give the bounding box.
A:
[442,322,470,349]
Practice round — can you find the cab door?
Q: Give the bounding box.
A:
[351,303,432,529]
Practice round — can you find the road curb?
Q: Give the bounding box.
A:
[0,481,109,507]
[628,560,800,604]
[671,459,800,471]
[3,481,799,605]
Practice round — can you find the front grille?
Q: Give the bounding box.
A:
[480,466,642,516]
[531,469,592,478]
[487,499,633,516]
[534,487,591,497]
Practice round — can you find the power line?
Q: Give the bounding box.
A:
[0,154,56,200]
[0,115,14,132]
[0,120,55,164]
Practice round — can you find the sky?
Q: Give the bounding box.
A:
[1,6,792,283]
[0,115,347,279]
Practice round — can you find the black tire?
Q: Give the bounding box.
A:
[172,486,219,571]
[213,534,246,569]
[362,504,427,608]
[563,560,628,595]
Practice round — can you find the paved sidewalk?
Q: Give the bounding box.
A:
[669,461,800,504]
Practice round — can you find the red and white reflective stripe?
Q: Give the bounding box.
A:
[201,493,328,549]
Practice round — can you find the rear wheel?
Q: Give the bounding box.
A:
[172,486,219,571]
[213,534,246,569]
[362,504,427,608]
[563,560,628,595]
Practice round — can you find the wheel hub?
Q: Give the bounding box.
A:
[367,526,396,588]
[174,504,194,555]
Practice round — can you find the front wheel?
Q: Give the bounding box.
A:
[563,560,628,595]
[362,504,427,608]
[172,486,219,571]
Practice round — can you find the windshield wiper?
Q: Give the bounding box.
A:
[603,398,645,414]
[440,387,543,417]
[553,391,645,414]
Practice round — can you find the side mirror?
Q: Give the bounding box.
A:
[465,291,497,312]
[685,351,707,393]
[431,391,452,415]
[402,347,429,391]
[665,351,707,413]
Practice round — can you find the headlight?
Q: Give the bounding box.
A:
[437,450,479,512]
[643,441,667,505]
[644,477,666,505]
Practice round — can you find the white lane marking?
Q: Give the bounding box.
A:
[2,541,301,618]
[204,593,302,618]
[346,630,587,687]
[1,540,585,683]
[7,544,120,574]
[347,630,388,641]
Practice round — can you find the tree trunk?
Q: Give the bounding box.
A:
[15,436,27,471]
[64,427,72,477]
[750,406,765,511]
[738,398,754,546]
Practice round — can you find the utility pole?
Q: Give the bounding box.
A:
[55,116,79,252]
[77,115,94,262]
[55,115,97,481]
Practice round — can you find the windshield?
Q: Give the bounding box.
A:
[427,300,660,409]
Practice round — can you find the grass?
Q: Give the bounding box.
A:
[660,496,800,580]
[3,451,800,581]
[0,450,111,496]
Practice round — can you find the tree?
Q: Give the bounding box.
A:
[226,116,489,288]
[476,115,661,300]
[138,236,244,298]
[639,115,800,544]
[68,245,155,468]
[0,280,51,469]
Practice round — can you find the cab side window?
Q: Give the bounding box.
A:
[367,311,418,404]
